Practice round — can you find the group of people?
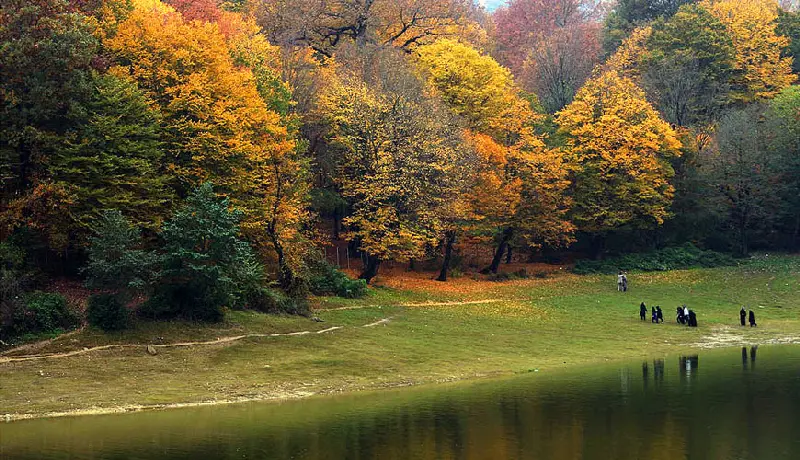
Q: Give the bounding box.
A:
[617,271,628,292]
[740,307,757,327]
[639,302,698,327]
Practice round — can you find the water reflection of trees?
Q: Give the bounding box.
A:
[3,348,800,460]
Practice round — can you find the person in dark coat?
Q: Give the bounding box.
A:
[749,310,757,327]
[740,307,747,326]
[640,302,647,321]
[651,307,657,323]
[677,307,686,325]
[656,306,663,323]
[688,310,698,327]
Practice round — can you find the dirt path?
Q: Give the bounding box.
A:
[0,326,345,364]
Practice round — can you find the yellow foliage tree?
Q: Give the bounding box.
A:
[701,0,796,101]
[106,0,308,290]
[556,70,682,253]
[319,50,468,283]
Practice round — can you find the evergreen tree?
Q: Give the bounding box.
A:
[49,73,173,234]
[148,184,262,321]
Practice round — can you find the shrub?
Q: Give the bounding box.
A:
[245,286,310,316]
[87,293,129,331]
[308,260,367,298]
[9,292,78,338]
[572,243,739,275]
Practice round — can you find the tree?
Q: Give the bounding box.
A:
[319,46,466,283]
[768,86,800,249]
[0,0,98,256]
[701,0,796,102]
[520,23,603,113]
[149,183,263,321]
[416,39,574,273]
[47,73,173,234]
[106,0,309,292]
[492,0,603,112]
[556,70,682,256]
[702,106,779,255]
[777,8,800,75]
[84,210,159,298]
[253,0,481,55]
[603,0,696,54]
[641,4,736,126]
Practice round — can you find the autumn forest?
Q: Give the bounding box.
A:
[1,0,800,334]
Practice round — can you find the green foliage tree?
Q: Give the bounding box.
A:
[0,0,98,200]
[777,8,800,76]
[147,183,263,321]
[84,210,159,298]
[48,73,173,234]
[603,0,697,55]
[768,86,800,249]
[642,4,736,126]
[702,105,779,255]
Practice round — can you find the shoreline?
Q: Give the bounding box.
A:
[2,259,798,424]
[5,335,799,423]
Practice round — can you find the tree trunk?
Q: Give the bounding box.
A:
[505,245,513,264]
[270,232,295,292]
[483,228,513,274]
[408,259,416,271]
[359,254,381,284]
[436,230,456,282]
[332,208,340,240]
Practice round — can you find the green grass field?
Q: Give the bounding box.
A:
[1,254,798,419]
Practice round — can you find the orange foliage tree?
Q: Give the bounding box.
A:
[106,0,309,291]
[416,39,574,274]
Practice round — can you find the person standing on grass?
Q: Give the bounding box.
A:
[618,271,624,291]
[656,306,663,323]
[640,302,647,321]
[622,272,628,292]
[652,307,658,323]
[740,307,747,326]
[749,310,757,327]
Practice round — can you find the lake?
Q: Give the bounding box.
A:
[2,345,799,459]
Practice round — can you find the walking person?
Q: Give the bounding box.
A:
[617,271,624,292]
[656,306,663,323]
[640,302,647,321]
[651,307,657,323]
[622,272,628,292]
[740,307,747,326]
[749,310,757,327]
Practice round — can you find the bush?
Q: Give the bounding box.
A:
[485,268,530,282]
[8,292,78,338]
[572,243,739,275]
[245,286,309,316]
[308,260,367,298]
[87,293,129,331]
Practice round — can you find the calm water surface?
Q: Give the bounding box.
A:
[2,345,800,459]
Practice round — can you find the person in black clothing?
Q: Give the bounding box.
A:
[677,307,686,325]
[740,307,747,326]
[688,310,698,327]
[651,307,657,323]
[749,310,757,327]
[640,302,647,321]
[656,306,663,323]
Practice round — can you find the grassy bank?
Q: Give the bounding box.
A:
[1,254,798,420]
